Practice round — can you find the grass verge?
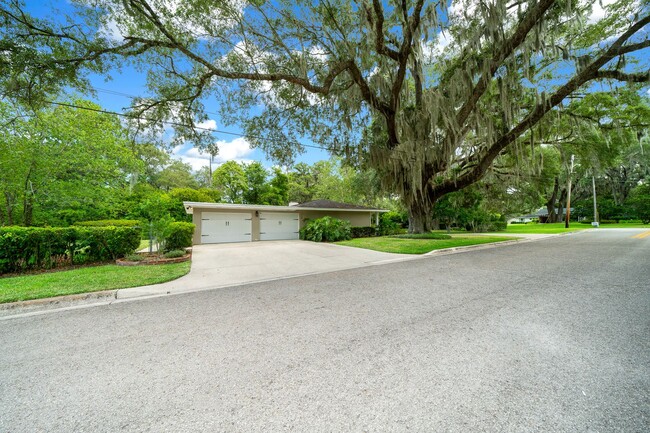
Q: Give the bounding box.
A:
[505,223,588,234]
[336,235,514,254]
[505,222,649,234]
[0,261,191,304]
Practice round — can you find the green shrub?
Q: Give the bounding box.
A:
[124,254,145,261]
[0,227,77,274]
[300,217,351,242]
[162,222,195,252]
[391,233,452,240]
[163,249,187,259]
[76,226,142,261]
[0,226,141,274]
[351,226,377,238]
[378,211,407,235]
[74,219,140,227]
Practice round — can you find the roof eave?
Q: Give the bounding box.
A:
[183,201,388,214]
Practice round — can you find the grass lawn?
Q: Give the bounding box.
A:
[0,261,191,304]
[336,235,515,254]
[505,222,649,234]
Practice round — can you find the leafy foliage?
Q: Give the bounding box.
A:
[627,184,650,224]
[0,100,140,227]
[433,188,507,232]
[162,249,187,259]
[162,222,195,252]
[350,226,377,239]
[379,211,408,235]
[74,220,141,227]
[300,217,351,242]
[0,226,141,274]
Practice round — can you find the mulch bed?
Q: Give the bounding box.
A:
[115,251,192,266]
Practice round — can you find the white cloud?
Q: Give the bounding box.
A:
[422,31,453,61]
[172,137,254,171]
[195,119,217,131]
[588,0,618,24]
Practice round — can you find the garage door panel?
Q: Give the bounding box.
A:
[259,212,299,241]
[201,212,252,243]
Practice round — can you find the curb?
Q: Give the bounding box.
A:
[0,289,117,318]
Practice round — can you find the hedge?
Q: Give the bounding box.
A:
[351,226,377,238]
[74,219,141,227]
[0,226,141,274]
[163,222,195,252]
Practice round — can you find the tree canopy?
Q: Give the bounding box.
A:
[1,0,648,231]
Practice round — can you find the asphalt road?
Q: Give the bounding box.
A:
[1,229,649,432]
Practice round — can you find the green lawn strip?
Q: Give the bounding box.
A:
[505,222,649,234]
[0,262,191,304]
[336,235,514,254]
[505,223,587,234]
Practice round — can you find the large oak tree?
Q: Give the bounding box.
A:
[1,0,648,231]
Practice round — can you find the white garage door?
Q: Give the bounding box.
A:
[259,212,300,241]
[201,212,252,243]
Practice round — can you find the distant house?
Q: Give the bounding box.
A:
[183,199,387,244]
[508,207,574,224]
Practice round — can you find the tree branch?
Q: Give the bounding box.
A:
[453,0,555,130]
[596,69,650,83]
[368,0,399,60]
[433,13,650,199]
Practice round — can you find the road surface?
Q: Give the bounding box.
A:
[1,229,649,432]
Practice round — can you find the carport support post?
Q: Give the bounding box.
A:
[375,212,379,227]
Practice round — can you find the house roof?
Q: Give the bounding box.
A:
[183,201,387,214]
[293,199,377,210]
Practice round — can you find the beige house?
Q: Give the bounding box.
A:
[183,199,387,244]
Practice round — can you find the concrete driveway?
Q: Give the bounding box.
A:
[117,240,411,299]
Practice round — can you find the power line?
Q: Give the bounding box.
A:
[44,99,332,152]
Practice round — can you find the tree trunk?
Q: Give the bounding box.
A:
[557,188,567,223]
[23,196,33,226]
[545,176,559,223]
[407,201,433,234]
[3,191,15,226]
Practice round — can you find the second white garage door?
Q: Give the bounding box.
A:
[201,212,252,243]
[259,212,300,241]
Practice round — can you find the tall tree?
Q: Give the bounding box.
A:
[242,161,270,204]
[156,160,199,191]
[0,100,140,226]
[212,160,247,203]
[1,1,648,231]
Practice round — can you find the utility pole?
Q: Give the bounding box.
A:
[565,154,575,229]
[592,175,599,227]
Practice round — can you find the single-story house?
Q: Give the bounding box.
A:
[183,199,387,244]
[508,207,574,224]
